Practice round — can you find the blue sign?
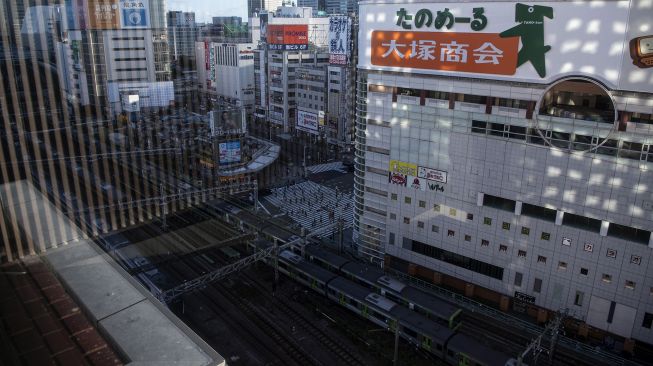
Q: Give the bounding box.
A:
[122,9,148,27]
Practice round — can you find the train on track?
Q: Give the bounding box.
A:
[278,248,520,366]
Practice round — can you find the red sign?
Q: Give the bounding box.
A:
[371,31,519,76]
[205,41,209,70]
[268,25,308,45]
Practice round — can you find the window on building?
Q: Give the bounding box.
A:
[466,213,474,221]
[643,313,653,329]
[433,204,441,212]
[405,196,411,204]
[518,250,526,258]
[537,256,547,264]
[631,255,642,265]
[483,217,492,225]
[606,248,617,258]
[417,221,424,229]
[583,243,593,252]
[464,235,471,242]
[447,230,455,237]
[419,200,426,208]
[499,244,507,252]
[403,217,410,224]
[580,268,588,276]
[391,193,397,200]
[432,225,439,233]
[502,222,511,230]
[602,274,612,283]
[389,232,395,245]
[541,232,551,241]
[574,291,584,306]
[533,278,542,293]
[390,213,396,220]
[514,272,523,287]
[521,227,530,235]
[481,239,489,247]
[625,280,636,290]
[558,261,567,270]
[449,208,457,217]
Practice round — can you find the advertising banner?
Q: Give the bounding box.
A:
[318,111,325,126]
[297,110,319,135]
[260,13,268,44]
[209,46,216,81]
[204,41,209,70]
[88,0,119,29]
[358,1,653,93]
[211,109,246,136]
[268,25,309,51]
[219,141,242,165]
[389,160,417,176]
[119,0,149,28]
[418,166,448,184]
[329,16,351,65]
[389,173,444,192]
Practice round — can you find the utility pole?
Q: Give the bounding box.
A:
[393,318,400,366]
[517,310,566,366]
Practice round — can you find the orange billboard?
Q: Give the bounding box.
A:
[88,0,120,29]
[371,31,519,76]
[268,25,308,45]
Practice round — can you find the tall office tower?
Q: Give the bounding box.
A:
[167,11,199,62]
[355,0,653,349]
[248,0,284,17]
[325,0,356,15]
[55,0,172,116]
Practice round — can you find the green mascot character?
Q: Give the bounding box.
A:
[500,3,553,78]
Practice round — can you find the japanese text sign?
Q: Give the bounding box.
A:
[372,31,518,75]
[88,0,120,29]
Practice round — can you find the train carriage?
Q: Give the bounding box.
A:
[340,261,385,288]
[278,251,338,291]
[445,333,515,366]
[378,275,462,330]
[306,245,351,272]
[388,304,455,355]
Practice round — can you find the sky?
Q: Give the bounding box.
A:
[167,0,248,23]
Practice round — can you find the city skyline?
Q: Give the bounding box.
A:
[167,0,248,23]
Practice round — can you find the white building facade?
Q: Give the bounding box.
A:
[355,0,653,347]
[196,42,256,111]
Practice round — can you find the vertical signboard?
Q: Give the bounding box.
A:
[204,41,210,70]
[209,46,216,81]
[260,13,268,44]
[119,0,149,28]
[329,16,351,65]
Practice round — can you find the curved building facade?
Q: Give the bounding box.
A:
[354,0,653,346]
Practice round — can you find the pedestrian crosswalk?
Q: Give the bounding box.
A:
[307,162,346,174]
[264,180,354,238]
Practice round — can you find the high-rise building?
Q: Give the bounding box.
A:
[53,0,172,115]
[325,0,356,15]
[355,0,653,348]
[167,11,199,61]
[248,0,285,17]
[253,6,329,133]
[196,41,256,112]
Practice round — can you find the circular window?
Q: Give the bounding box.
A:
[532,77,618,154]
